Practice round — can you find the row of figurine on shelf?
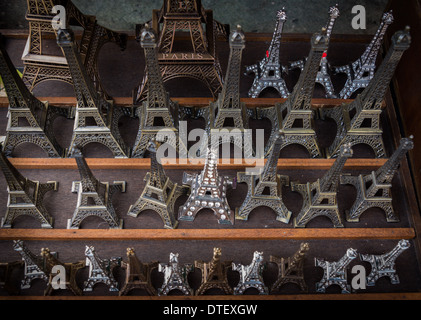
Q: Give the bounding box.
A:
[0,14,412,161]
[0,133,414,230]
[2,239,410,296]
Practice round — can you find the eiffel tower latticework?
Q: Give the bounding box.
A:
[333,10,394,99]
[0,147,58,228]
[324,27,411,159]
[245,8,289,98]
[133,0,229,103]
[0,34,70,158]
[341,136,414,222]
[67,149,126,229]
[128,141,189,229]
[236,132,291,223]
[291,143,353,228]
[158,252,194,296]
[232,251,268,295]
[57,28,130,158]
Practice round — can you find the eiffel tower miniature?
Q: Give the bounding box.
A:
[67,148,126,229]
[288,4,340,98]
[195,247,233,295]
[119,248,158,296]
[83,245,121,292]
[178,146,236,225]
[0,146,58,228]
[133,0,228,103]
[232,251,268,295]
[291,143,353,228]
[360,239,410,286]
[56,28,130,158]
[333,11,394,99]
[128,141,189,229]
[245,8,289,98]
[324,27,411,159]
[0,34,70,158]
[157,252,194,296]
[315,248,358,293]
[341,136,414,222]
[235,131,291,223]
[270,242,309,293]
[131,25,185,158]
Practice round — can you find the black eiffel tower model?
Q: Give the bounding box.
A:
[56,28,130,158]
[0,34,70,158]
[67,148,126,229]
[323,27,411,159]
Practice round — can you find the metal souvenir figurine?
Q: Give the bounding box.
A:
[119,248,158,296]
[270,242,309,293]
[128,141,189,229]
[195,247,233,295]
[133,0,228,103]
[0,34,71,158]
[315,248,358,293]
[232,251,268,295]
[56,28,130,158]
[245,8,289,98]
[178,146,236,225]
[291,143,353,228]
[341,136,414,222]
[157,252,194,296]
[0,146,58,228]
[360,239,410,286]
[236,131,291,223]
[67,148,126,229]
[333,11,394,99]
[324,27,411,159]
[83,245,121,292]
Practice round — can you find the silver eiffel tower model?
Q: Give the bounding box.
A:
[341,136,414,222]
[333,11,394,99]
[360,239,410,286]
[323,27,411,159]
[158,252,194,296]
[291,143,353,228]
[128,141,189,229]
[315,248,358,293]
[67,148,126,229]
[236,131,291,223]
[56,28,130,158]
[289,4,340,98]
[232,251,269,295]
[0,33,71,157]
[245,8,289,98]
[0,145,58,228]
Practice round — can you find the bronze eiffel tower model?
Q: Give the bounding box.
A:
[291,143,353,228]
[0,146,58,228]
[67,148,126,229]
[341,136,414,222]
[128,141,189,229]
[56,28,130,158]
[324,27,411,159]
[236,132,291,223]
[133,0,228,103]
[119,248,158,296]
[195,247,233,295]
[0,34,70,158]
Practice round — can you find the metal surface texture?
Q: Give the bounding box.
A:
[232,251,268,295]
[157,252,193,296]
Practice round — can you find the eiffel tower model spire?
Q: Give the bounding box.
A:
[67,148,126,229]
[291,143,353,228]
[0,34,70,157]
[245,8,289,98]
[235,131,291,223]
[341,136,414,222]
[128,141,189,229]
[334,11,394,99]
[324,27,411,159]
[158,252,194,296]
[232,251,268,295]
[56,28,129,158]
[0,146,58,228]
